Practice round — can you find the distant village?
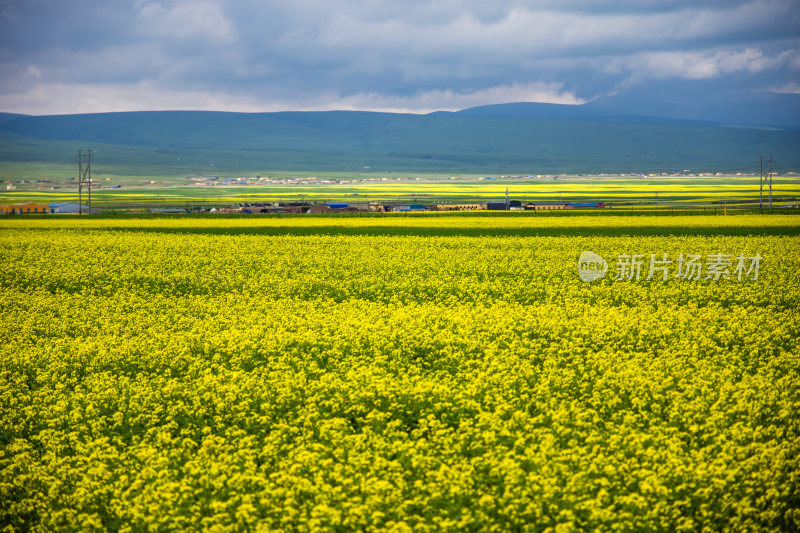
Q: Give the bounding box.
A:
[187,172,759,187]
[2,170,788,215]
[0,199,605,215]
[198,199,606,214]
[0,202,96,215]
[1,169,767,194]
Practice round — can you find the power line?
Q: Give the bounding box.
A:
[759,154,773,212]
[77,149,93,215]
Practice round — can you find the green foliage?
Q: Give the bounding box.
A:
[1,214,799,531]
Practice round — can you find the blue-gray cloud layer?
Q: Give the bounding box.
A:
[0,0,798,115]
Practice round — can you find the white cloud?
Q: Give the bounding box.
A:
[0,80,585,116]
[615,47,795,83]
[792,50,800,69]
[0,81,269,115]
[137,0,235,43]
[769,82,800,93]
[1,0,798,115]
[24,65,42,80]
[308,1,798,64]
[327,83,586,114]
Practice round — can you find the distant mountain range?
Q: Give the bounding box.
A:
[444,102,717,125]
[450,87,800,129]
[0,102,798,176]
[582,83,800,130]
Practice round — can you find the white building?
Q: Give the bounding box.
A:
[49,202,90,214]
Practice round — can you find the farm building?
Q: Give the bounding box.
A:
[392,204,427,212]
[485,200,522,210]
[277,202,311,214]
[49,202,90,214]
[0,202,49,214]
[150,208,188,214]
[524,201,606,210]
[320,203,367,213]
[571,202,605,208]
[524,202,572,210]
[436,203,485,211]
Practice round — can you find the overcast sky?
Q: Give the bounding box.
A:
[0,0,798,115]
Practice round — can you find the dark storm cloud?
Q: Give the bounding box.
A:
[0,0,798,114]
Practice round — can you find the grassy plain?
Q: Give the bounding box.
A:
[2,174,800,209]
[1,213,799,531]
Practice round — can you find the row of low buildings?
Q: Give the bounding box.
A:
[0,202,94,215]
[213,200,606,214]
[1,200,605,215]
[347,200,606,212]
[483,201,605,211]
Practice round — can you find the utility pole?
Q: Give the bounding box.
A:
[77,149,92,215]
[505,186,509,210]
[769,155,773,208]
[759,156,763,212]
[760,155,774,211]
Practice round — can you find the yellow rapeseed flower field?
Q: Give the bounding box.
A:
[1,213,798,531]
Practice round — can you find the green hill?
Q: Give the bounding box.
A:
[0,107,798,177]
